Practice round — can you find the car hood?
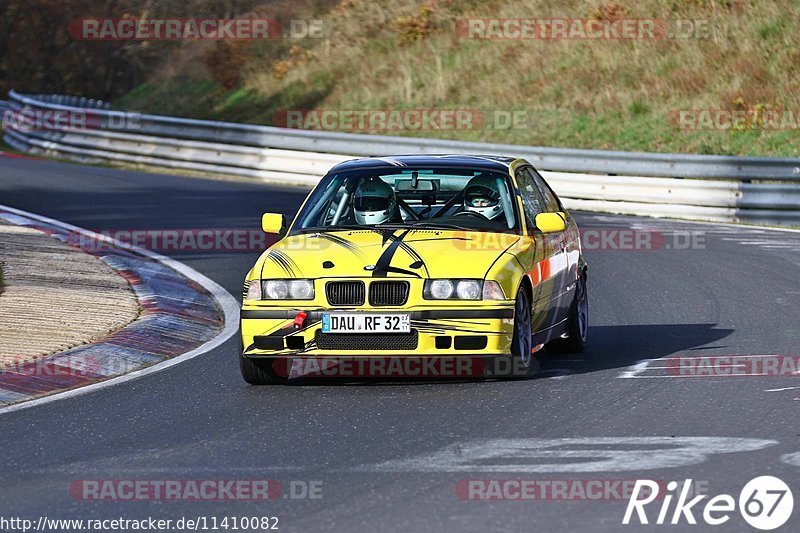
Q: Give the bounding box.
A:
[256,229,521,280]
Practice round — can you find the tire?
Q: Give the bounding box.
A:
[239,338,287,385]
[499,286,536,378]
[481,287,535,379]
[547,274,588,353]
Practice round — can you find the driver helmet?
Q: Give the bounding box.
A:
[463,174,503,219]
[353,178,397,225]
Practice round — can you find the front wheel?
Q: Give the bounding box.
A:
[503,287,536,378]
[511,287,533,364]
[482,287,536,379]
[547,274,588,353]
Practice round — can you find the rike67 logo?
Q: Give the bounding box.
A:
[623,476,794,530]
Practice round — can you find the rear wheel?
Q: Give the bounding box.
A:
[239,338,287,385]
[547,274,588,353]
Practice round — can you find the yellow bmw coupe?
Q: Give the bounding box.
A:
[240,155,587,384]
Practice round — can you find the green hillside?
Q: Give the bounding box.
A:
[26,1,800,156]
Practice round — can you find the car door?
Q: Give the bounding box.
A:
[514,167,563,334]
[527,167,577,324]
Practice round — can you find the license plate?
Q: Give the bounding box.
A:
[321,313,410,334]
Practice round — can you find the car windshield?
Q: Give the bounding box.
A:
[291,167,521,234]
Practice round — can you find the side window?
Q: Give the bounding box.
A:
[515,168,547,228]
[528,168,561,212]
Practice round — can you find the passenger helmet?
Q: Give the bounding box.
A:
[353,178,397,225]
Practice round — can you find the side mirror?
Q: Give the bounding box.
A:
[262,213,286,234]
[535,212,567,234]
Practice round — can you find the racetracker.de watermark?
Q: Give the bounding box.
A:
[456,19,712,40]
[273,356,538,380]
[453,229,706,252]
[273,109,532,131]
[677,109,800,131]
[67,229,278,253]
[69,479,322,501]
[66,228,707,254]
[1,109,140,133]
[68,18,324,40]
[456,479,709,501]
[0,355,138,378]
[667,355,800,377]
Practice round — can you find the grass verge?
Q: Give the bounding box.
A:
[113,0,800,157]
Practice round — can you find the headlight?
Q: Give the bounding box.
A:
[289,280,315,299]
[456,280,482,300]
[261,279,315,300]
[428,279,454,299]
[264,280,289,299]
[424,279,490,300]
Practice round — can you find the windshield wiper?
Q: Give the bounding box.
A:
[372,223,410,229]
[300,222,477,232]
[406,222,473,231]
[296,224,367,233]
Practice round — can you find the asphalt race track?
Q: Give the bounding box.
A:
[1,155,799,531]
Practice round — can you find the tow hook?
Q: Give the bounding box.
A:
[293,311,308,329]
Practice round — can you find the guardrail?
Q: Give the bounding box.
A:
[14,93,111,110]
[4,90,800,225]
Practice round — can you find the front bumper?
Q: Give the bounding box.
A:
[240,306,515,357]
